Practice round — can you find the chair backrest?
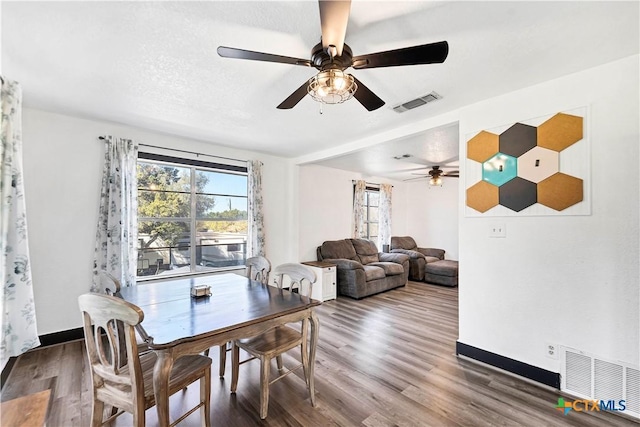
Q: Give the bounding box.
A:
[317,239,358,261]
[391,236,418,251]
[350,238,380,265]
[78,293,145,412]
[246,256,271,285]
[272,263,316,298]
[95,271,122,296]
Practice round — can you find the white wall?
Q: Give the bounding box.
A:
[458,55,639,370]
[297,164,407,262]
[21,108,296,334]
[403,179,459,260]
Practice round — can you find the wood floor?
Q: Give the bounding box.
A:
[2,281,636,426]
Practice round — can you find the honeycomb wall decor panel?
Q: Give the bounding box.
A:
[538,173,584,211]
[518,146,559,183]
[537,113,583,151]
[499,123,537,157]
[499,177,537,212]
[482,153,517,186]
[467,181,499,213]
[465,107,590,216]
[467,131,500,162]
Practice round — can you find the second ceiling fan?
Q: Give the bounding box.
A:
[217,0,448,111]
[404,166,459,186]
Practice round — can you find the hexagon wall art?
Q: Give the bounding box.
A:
[465,108,590,216]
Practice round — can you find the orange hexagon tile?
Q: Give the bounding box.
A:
[466,181,499,213]
[538,173,583,211]
[467,131,499,163]
[537,113,583,152]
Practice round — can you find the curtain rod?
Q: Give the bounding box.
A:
[351,180,393,188]
[98,136,247,163]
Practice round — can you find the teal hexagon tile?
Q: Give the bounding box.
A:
[482,153,517,186]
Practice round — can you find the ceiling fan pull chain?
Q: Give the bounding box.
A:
[319,104,323,115]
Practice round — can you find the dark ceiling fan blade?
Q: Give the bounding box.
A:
[217,46,312,67]
[352,76,385,111]
[352,41,449,69]
[277,80,310,109]
[403,176,428,182]
[318,0,351,56]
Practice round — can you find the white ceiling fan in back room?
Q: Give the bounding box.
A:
[217,0,449,111]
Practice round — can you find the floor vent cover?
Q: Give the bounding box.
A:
[561,346,639,419]
[393,91,442,113]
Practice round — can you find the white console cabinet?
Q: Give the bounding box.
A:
[302,261,337,302]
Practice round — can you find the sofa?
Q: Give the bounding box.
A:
[390,236,445,281]
[317,238,410,299]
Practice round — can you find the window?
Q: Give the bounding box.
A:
[363,187,379,241]
[136,153,248,278]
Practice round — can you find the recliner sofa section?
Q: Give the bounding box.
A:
[390,236,445,281]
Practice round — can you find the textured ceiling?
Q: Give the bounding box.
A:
[2,1,638,178]
[315,121,460,182]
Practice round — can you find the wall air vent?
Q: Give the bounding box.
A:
[393,91,442,113]
[561,346,639,419]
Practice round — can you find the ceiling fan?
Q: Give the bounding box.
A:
[404,166,459,186]
[217,0,448,111]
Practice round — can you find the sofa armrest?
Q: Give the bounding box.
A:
[390,248,425,259]
[417,247,445,260]
[322,258,364,270]
[379,252,410,264]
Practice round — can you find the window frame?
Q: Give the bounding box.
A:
[136,152,248,280]
[364,187,380,241]
[353,184,380,241]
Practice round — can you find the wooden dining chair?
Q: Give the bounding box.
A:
[95,270,122,296]
[246,256,272,285]
[230,263,316,419]
[78,293,212,427]
[95,270,150,355]
[207,256,273,377]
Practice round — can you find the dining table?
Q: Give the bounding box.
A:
[119,272,321,426]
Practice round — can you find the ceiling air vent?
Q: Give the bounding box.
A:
[393,91,442,113]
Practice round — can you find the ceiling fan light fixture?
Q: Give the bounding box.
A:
[308,69,357,104]
[429,176,443,187]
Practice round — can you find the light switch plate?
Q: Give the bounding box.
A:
[489,223,506,238]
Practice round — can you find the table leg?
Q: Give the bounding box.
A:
[308,310,319,407]
[153,351,175,427]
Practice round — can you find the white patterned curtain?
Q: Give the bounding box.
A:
[247,160,265,257]
[352,180,366,238]
[91,136,138,291]
[1,77,40,370]
[377,183,393,249]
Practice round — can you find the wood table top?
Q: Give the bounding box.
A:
[119,273,320,349]
[0,389,51,427]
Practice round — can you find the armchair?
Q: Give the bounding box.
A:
[390,236,445,281]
